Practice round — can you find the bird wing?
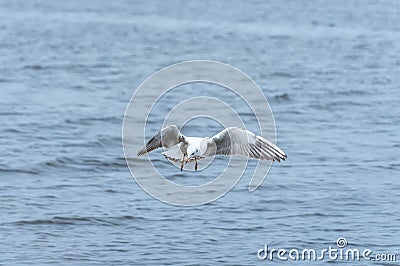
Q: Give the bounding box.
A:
[210,127,287,162]
[162,145,184,162]
[137,125,184,156]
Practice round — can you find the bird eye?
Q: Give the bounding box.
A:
[191,152,195,156]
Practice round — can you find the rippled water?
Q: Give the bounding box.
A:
[1,0,400,265]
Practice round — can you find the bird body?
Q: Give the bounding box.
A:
[137,125,286,171]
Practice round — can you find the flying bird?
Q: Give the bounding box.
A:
[137,125,287,171]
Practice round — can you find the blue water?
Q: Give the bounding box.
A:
[1,0,399,265]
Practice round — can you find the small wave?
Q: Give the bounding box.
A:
[269,212,344,220]
[269,34,291,40]
[43,156,74,168]
[80,157,127,168]
[39,155,127,172]
[0,167,40,175]
[43,184,78,189]
[377,163,400,170]
[273,93,290,100]
[10,217,91,226]
[61,137,121,148]
[308,100,367,110]
[21,62,111,69]
[92,63,113,68]
[270,71,299,78]
[21,64,50,70]
[2,128,23,133]
[0,78,15,83]
[39,195,58,199]
[0,112,25,116]
[313,69,343,76]
[6,215,146,227]
[65,116,121,125]
[211,226,265,232]
[60,140,106,148]
[104,189,118,193]
[333,89,368,96]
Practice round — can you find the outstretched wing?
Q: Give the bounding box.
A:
[210,127,287,162]
[137,125,184,156]
[162,145,183,162]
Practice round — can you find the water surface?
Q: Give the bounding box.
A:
[1,0,399,265]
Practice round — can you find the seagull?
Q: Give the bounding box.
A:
[137,125,287,171]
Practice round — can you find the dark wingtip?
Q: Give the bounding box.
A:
[273,152,287,162]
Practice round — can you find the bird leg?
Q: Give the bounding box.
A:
[194,159,198,171]
[180,156,185,172]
